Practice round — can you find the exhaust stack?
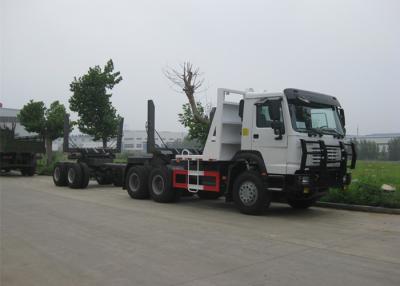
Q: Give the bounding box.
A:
[116,117,124,153]
[147,100,155,154]
[63,113,70,152]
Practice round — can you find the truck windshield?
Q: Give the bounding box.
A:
[288,103,344,137]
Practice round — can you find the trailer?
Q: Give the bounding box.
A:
[123,88,356,214]
[0,116,45,175]
[52,115,125,189]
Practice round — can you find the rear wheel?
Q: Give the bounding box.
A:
[126,166,149,199]
[288,198,315,209]
[67,163,83,189]
[148,166,176,203]
[53,163,68,186]
[79,162,90,189]
[233,170,270,215]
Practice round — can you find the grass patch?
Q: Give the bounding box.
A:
[320,161,400,208]
[36,152,68,175]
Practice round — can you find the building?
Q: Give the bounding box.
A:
[52,134,105,151]
[0,107,36,137]
[347,133,400,151]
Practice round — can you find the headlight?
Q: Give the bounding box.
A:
[343,173,352,185]
[300,176,310,185]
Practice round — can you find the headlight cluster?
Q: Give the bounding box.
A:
[299,176,310,185]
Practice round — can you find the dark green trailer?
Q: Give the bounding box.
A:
[0,117,45,176]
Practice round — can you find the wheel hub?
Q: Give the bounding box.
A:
[68,168,76,184]
[54,167,60,181]
[129,173,140,192]
[152,175,165,195]
[238,181,258,206]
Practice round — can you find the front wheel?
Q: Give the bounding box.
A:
[233,170,270,215]
[287,199,315,209]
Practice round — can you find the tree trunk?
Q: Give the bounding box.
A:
[45,137,53,166]
[186,93,209,124]
[102,138,107,148]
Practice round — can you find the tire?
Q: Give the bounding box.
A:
[21,167,35,176]
[288,199,315,209]
[53,163,68,186]
[67,163,83,189]
[197,191,221,200]
[79,162,90,189]
[148,166,176,203]
[96,173,112,185]
[126,166,149,199]
[232,170,270,215]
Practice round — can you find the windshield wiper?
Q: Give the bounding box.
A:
[297,128,323,137]
[316,127,343,138]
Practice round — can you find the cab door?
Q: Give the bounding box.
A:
[251,99,288,174]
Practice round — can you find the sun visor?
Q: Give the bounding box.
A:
[284,88,341,107]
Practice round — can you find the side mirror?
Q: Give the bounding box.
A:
[339,108,345,126]
[271,121,283,130]
[269,100,281,121]
[238,100,244,120]
[271,121,283,140]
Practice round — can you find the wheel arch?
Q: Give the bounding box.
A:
[225,151,267,200]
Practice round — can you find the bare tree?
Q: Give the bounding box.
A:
[164,62,209,124]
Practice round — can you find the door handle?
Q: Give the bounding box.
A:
[253,134,259,139]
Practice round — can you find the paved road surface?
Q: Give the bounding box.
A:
[1,174,399,286]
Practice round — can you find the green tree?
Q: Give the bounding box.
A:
[178,102,210,146]
[356,140,379,160]
[388,137,400,161]
[69,59,122,147]
[18,100,67,165]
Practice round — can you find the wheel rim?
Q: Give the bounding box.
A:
[152,175,164,195]
[238,181,258,206]
[54,167,60,181]
[68,168,76,184]
[129,173,140,192]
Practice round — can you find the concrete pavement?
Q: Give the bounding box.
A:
[1,174,399,286]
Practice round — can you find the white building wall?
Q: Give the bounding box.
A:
[347,133,400,151]
[122,130,186,152]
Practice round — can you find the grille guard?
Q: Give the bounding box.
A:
[299,139,356,171]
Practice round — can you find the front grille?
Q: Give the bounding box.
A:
[301,140,344,170]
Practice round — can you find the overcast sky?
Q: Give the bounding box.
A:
[1,0,399,135]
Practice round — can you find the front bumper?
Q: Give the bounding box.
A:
[284,170,352,200]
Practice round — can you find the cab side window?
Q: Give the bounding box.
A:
[256,102,285,133]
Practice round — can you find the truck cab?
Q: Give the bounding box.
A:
[124,88,356,215]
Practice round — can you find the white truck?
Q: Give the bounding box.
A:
[124,88,356,214]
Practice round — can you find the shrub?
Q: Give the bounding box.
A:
[36,152,65,175]
[320,161,400,208]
